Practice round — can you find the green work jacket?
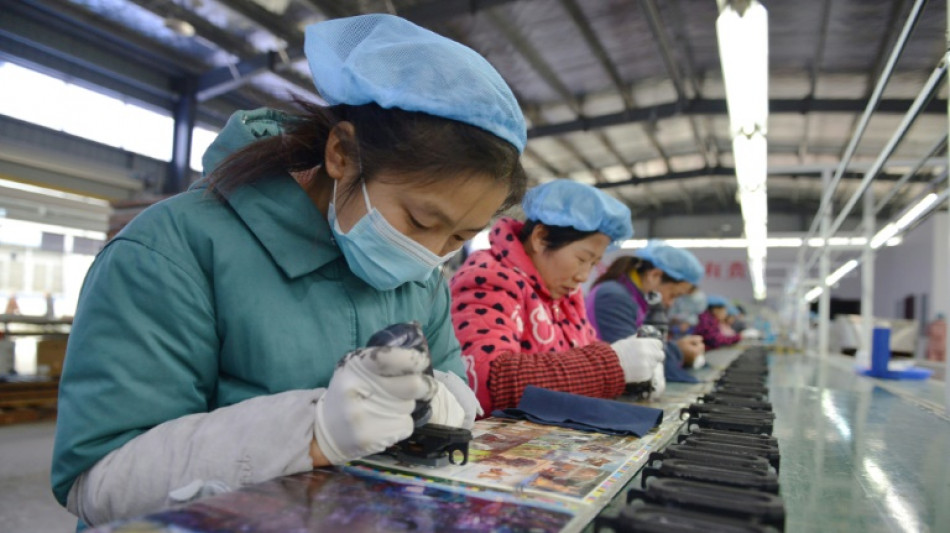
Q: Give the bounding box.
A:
[51,109,465,505]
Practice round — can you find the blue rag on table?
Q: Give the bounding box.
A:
[492,386,664,437]
[664,341,699,383]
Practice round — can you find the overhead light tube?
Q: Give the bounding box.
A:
[826,259,859,286]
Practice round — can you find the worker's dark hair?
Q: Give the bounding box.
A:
[519,220,599,251]
[208,99,526,211]
[591,256,679,287]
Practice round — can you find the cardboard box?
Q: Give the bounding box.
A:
[36,337,68,377]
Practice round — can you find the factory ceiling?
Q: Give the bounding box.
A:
[2,0,948,231]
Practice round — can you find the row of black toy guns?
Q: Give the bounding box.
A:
[598,346,786,532]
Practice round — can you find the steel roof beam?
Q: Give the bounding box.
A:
[196,52,278,102]
[595,166,927,188]
[130,0,315,97]
[482,8,601,179]
[640,0,708,170]
[215,0,304,49]
[527,97,947,139]
[800,0,833,162]
[556,0,667,176]
[400,0,522,24]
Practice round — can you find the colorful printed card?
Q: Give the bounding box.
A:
[89,468,575,533]
[357,411,686,509]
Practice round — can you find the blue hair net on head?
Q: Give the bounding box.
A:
[726,304,739,316]
[706,294,728,308]
[522,180,633,243]
[304,14,527,152]
[636,241,704,285]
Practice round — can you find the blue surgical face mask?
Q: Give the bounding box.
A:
[328,180,459,291]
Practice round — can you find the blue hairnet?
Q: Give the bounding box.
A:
[522,180,633,243]
[304,14,527,152]
[706,294,728,308]
[636,241,704,285]
[726,304,739,316]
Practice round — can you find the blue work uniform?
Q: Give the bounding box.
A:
[586,277,698,383]
[51,109,465,506]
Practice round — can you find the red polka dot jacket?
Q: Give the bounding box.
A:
[450,217,626,414]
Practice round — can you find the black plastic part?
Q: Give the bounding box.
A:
[710,388,769,401]
[650,445,773,472]
[721,367,769,377]
[680,435,780,456]
[681,404,777,421]
[388,423,473,466]
[679,437,780,469]
[700,395,774,411]
[628,478,786,527]
[716,383,769,395]
[597,502,780,533]
[688,413,774,436]
[641,459,780,493]
[680,427,779,448]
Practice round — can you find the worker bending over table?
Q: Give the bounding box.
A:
[451,180,665,414]
[52,14,526,526]
[587,241,708,378]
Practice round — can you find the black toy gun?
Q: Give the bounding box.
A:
[626,291,669,399]
[365,322,472,467]
[637,291,669,340]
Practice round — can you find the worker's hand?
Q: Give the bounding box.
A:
[741,328,762,341]
[431,370,481,429]
[313,346,437,465]
[610,337,665,383]
[648,359,666,400]
[676,335,706,367]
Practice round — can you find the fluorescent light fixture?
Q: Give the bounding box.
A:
[733,135,768,191]
[716,1,769,138]
[739,189,768,227]
[718,0,769,301]
[805,286,823,302]
[870,223,899,249]
[895,192,938,229]
[826,259,859,286]
[617,235,901,250]
[750,256,766,300]
[0,178,111,206]
[468,229,491,251]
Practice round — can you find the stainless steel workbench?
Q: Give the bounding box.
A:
[769,351,949,532]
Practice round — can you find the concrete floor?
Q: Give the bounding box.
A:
[0,421,78,533]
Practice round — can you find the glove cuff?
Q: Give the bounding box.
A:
[313,396,348,465]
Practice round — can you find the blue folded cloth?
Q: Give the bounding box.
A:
[664,341,699,383]
[492,386,663,436]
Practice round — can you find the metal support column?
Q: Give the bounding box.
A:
[166,76,197,195]
[795,246,806,348]
[860,187,876,370]
[818,169,832,357]
[944,0,950,412]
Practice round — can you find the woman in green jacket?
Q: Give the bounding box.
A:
[52,14,526,526]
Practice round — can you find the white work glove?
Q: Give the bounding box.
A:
[741,328,762,340]
[649,359,666,399]
[610,337,665,384]
[432,370,482,429]
[692,354,707,369]
[314,346,437,465]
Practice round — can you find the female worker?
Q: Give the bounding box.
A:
[52,14,526,526]
[450,180,665,414]
[586,242,707,377]
[694,295,742,349]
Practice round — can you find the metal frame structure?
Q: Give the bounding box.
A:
[790,0,950,409]
[0,0,943,227]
